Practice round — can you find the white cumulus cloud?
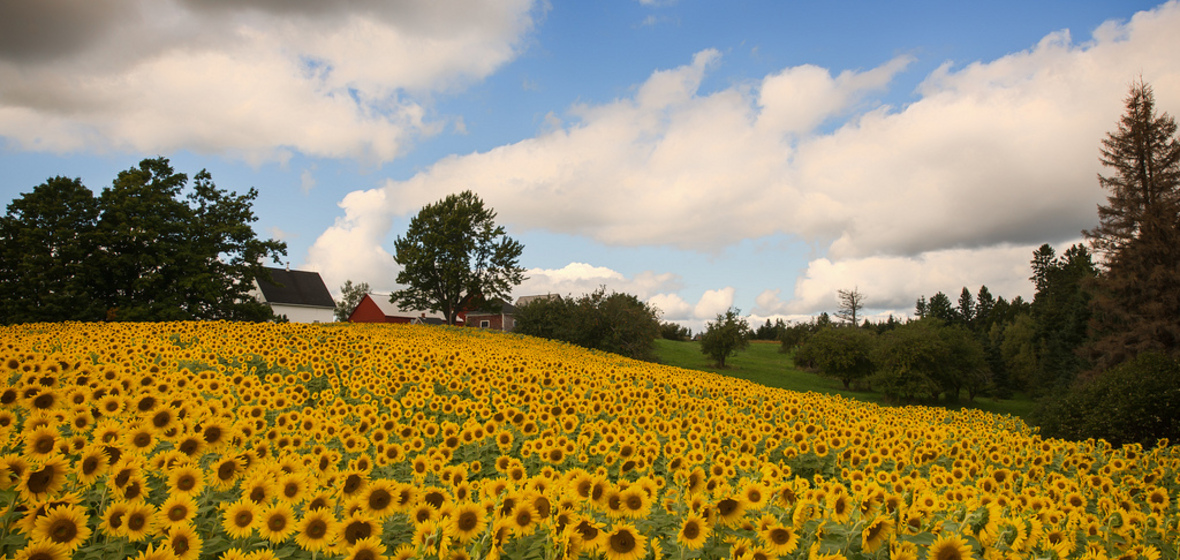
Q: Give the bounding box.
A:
[0,0,540,163]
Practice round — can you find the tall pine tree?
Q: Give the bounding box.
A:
[1083,80,1180,371]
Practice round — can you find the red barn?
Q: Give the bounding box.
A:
[347,293,456,325]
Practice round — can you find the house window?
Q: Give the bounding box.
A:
[480,320,490,328]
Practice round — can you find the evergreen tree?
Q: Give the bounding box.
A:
[1083,80,1180,370]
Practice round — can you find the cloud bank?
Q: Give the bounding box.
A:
[0,0,539,163]
[308,2,1180,316]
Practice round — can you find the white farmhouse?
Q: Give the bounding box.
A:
[250,266,336,323]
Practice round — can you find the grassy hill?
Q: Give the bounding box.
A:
[654,338,1036,419]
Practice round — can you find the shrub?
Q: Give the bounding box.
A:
[1033,352,1180,448]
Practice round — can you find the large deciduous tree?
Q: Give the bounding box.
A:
[0,158,286,324]
[0,177,101,323]
[391,191,525,326]
[1083,80,1180,370]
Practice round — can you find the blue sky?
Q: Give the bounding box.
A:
[2,0,1178,330]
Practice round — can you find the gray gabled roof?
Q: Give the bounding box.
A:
[256,267,335,308]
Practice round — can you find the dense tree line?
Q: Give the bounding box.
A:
[0,158,286,323]
[513,288,661,361]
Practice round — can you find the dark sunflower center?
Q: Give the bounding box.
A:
[458,511,479,532]
[128,513,146,531]
[49,519,77,542]
[177,474,196,492]
[717,498,738,516]
[770,527,791,545]
[368,489,391,510]
[306,519,327,539]
[625,495,643,511]
[610,529,636,553]
[682,521,700,539]
[34,435,56,454]
[344,521,371,544]
[234,511,253,528]
[267,514,287,531]
[26,466,54,493]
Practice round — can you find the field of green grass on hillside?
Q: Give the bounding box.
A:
[654,338,1036,419]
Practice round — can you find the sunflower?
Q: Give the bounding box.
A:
[157,494,198,528]
[570,517,606,554]
[714,497,746,527]
[24,426,61,459]
[861,515,893,553]
[294,508,338,552]
[617,486,651,519]
[75,445,109,486]
[447,501,487,544]
[759,522,798,556]
[361,479,398,519]
[221,498,257,539]
[165,524,202,560]
[509,502,538,536]
[168,465,205,497]
[258,499,297,544]
[340,512,378,546]
[11,540,70,560]
[926,535,974,560]
[277,472,308,504]
[742,481,770,511]
[603,523,646,560]
[211,456,242,490]
[33,504,92,551]
[676,513,710,550]
[100,500,131,537]
[122,501,156,541]
[347,535,388,560]
[21,456,69,500]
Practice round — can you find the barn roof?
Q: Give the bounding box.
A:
[255,267,335,308]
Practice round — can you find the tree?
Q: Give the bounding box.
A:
[0,158,286,323]
[391,191,525,326]
[335,280,370,322]
[700,307,750,368]
[927,292,955,323]
[514,289,661,361]
[0,177,101,323]
[802,325,876,389]
[872,319,947,402]
[1083,80,1180,370]
[956,287,975,327]
[834,288,865,326]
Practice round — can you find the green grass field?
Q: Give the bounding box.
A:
[653,338,1037,419]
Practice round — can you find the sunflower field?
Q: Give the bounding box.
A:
[0,322,1176,560]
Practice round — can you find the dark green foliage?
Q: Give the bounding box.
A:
[660,321,691,341]
[871,319,990,402]
[0,177,101,322]
[753,318,787,341]
[699,307,750,368]
[1033,352,1180,448]
[0,158,286,323]
[799,326,875,389]
[514,289,661,361]
[390,191,525,326]
[872,319,945,401]
[335,280,370,322]
[927,292,955,323]
[1027,243,1096,393]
